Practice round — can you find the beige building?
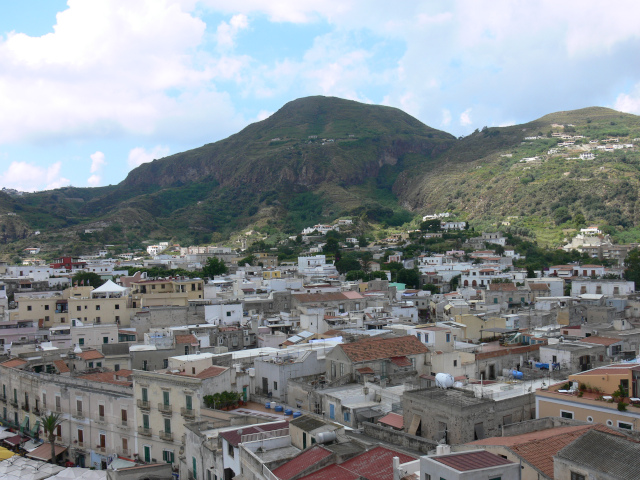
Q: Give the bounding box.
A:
[130,278,205,308]
[454,314,507,341]
[0,358,135,469]
[132,353,230,467]
[536,363,640,431]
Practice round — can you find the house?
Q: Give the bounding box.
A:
[535,363,640,430]
[420,448,519,480]
[571,278,634,297]
[324,335,429,383]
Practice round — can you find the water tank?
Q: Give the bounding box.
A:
[435,373,455,389]
[274,405,284,412]
[284,408,293,416]
[248,368,256,377]
[511,370,524,380]
[265,402,271,409]
[315,431,337,444]
[292,412,302,418]
[436,444,451,455]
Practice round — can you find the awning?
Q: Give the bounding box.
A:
[390,356,412,367]
[356,408,382,419]
[356,367,374,374]
[27,443,68,461]
[4,434,28,447]
[0,446,14,460]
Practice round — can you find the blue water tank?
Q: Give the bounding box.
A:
[293,412,302,418]
[284,408,293,415]
[274,405,284,412]
[265,402,271,409]
[511,370,524,379]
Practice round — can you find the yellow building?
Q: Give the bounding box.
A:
[455,314,507,341]
[536,363,640,431]
[130,278,204,308]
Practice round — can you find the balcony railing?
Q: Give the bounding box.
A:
[97,415,106,423]
[118,448,130,457]
[159,430,173,441]
[0,395,6,403]
[76,441,85,449]
[55,405,62,413]
[95,446,106,454]
[138,426,152,436]
[74,410,84,419]
[22,403,29,412]
[158,403,172,414]
[120,419,128,427]
[181,407,195,418]
[9,400,18,408]
[137,399,150,410]
[32,407,40,416]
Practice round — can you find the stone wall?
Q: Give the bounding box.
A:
[362,422,437,454]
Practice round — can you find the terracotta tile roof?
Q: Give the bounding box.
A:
[272,445,333,480]
[195,366,228,379]
[528,283,550,291]
[488,283,517,292]
[77,371,133,386]
[469,424,626,478]
[435,450,514,471]
[175,334,198,345]
[356,367,375,374]
[220,421,288,447]
[0,358,28,368]
[378,412,403,429]
[579,336,621,346]
[77,350,104,360]
[340,336,428,363]
[298,464,359,480]
[340,446,416,480]
[53,360,70,373]
[390,356,412,367]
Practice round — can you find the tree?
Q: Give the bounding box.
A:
[40,412,64,464]
[202,257,228,278]
[357,235,369,247]
[238,254,256,266]
[335,257,362,274]
[420,219,441,233]
[323,238,340,256]
[624,248,640,287]
[71,271,105,288]
[494,245,505,256]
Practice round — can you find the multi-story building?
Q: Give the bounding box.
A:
[0,358,134,469]
[132,353,230,469]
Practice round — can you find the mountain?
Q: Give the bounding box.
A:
[0,96,456,254]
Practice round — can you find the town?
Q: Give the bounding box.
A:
[0,218,639,480]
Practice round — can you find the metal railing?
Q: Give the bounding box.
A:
[159,430,173,441]
[138,426,152,436]
[22,403,29,412]
[137,399,150,410]
[158,403,172,414]
[181,407,195,418]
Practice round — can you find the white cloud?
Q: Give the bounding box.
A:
[216,14,249,50]
[460,108,472,126]
[1,161,70,191]
[87,174,102,187]
[614,84,640,114]
[255,110,273,121]
[127,145,171,169]
[90,151,106,173]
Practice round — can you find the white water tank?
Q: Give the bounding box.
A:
[248,368,256,377]
[316,431,337,444]
[435,373,454,389]
[436,444,451,455]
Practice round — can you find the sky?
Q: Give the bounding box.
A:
[2,0,640,192]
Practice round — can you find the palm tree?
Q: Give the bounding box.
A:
[40,412,64,464]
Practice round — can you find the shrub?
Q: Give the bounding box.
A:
[618,401,628,411]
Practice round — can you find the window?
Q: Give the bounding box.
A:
[115,304,119,309]
[77,306,81,311]
[424,475,431,480]
[163,359,168,369]
[144,445,151,463]
[186,395,193,411]
[79,338,84,345]
[493,298,498,304]
[446,333,451,342]
[227,441,234,457]
[226,311,231,317]
[453,360,457,367]
[88,362,93,368]
[141,387,148,402]
[77,399,83,415]
[570,473,586,480]
[77,428,83,444]
[163,391,170,406]
[27,306,32,311]
[163,450,175,463]
[121,409,128,424]
[45,305,49,310]
[115,364,120,371]
[99,404,105,418]
[99,433,106,448]
[103,337,108,344]
[273,381,278,391]
[164,418,171,434]
[560,410,574,419]
[586,416,593,422]
[44,316,50,322]
[142,414,150,429]
[96,305,100,310]
[343,411,351,422]
[618,421,633,430]
[95,317,100,323]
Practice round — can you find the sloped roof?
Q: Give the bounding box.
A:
[488,283,517,292]
[434,450,513,472]
[579,336,621,346]
[175,334,198,345]
[528,283,550,291]
[53,360,70,373]
[0,358,28,368]
[555,429,640,479]
[339,446,416,480]
[77,350,104,360]
[195,366,228,379]
[377,412,403,429]
[340,336,428,363]
[77,371,133,387]
[293,292,364,304]
[272,445,333,480]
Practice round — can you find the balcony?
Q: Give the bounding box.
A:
[137,399,150,410]
[73,410,84,420]
[75,441,85,449]
[118,448,130,457]
[120,419,128,428]
[21,403,29,412]
[0,395,6,404]
[9,400,18,408]
[138,426,152,437]
[95,446,106,454]
[32,407,41,416]
[159,430,173,442]
[55,405,62,413]
[181,407,195,418]
[158,403,172,414]
[97,415,106,423]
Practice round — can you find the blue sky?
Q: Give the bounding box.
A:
[1,0,640,191]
